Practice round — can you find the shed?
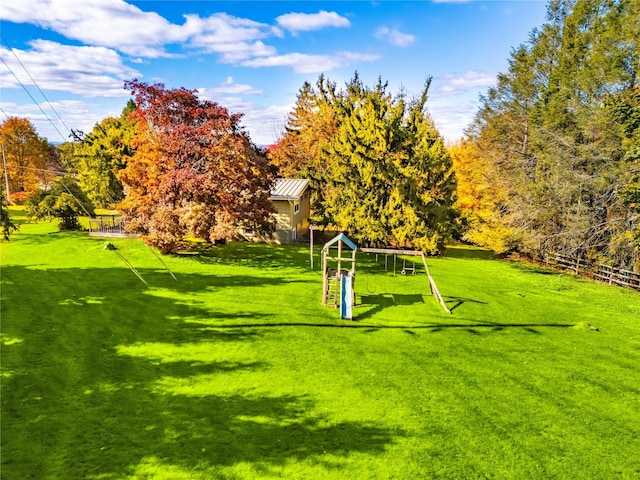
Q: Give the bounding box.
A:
[269,178,310,244]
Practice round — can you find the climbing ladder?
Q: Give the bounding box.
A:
[324,269,340,307]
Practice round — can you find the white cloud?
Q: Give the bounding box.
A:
[186,94,292,145]
[434,70,498,97]
[182,13,274,48]
[427,71,500,141]
[241,51,379,74]
[241,103,294,146]
[375,27,415,47]
[0,41,139,97]
[199,77,264,96]
[276,10,350,33]
[428,101,477,142]
[206,41,277,63]
[0,1,277,59]
[271,26,286,39]
[0,0,182,57]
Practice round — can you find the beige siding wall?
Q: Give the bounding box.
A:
[291,190,310,239]
[243,190,310,244]
[272,199,292,244]
[273,200,292,230]
[272,192,310,244]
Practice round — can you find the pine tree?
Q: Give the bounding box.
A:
[26,176,95,230]
[389,82,456,252]
[317,74,456,251]
[465,0,639,267]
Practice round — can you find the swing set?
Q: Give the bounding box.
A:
[364,253,418,292]
[360,247,450,314]
[320,234,451,317]
[103,242,177,286]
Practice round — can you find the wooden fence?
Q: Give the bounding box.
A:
[548,253,640,291]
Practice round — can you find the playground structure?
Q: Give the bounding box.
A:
[321,234,357,318]
[103,241,176,285]
[360,247,450,314]
[321,234,451,317]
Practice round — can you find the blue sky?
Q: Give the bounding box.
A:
[1,0,548,146]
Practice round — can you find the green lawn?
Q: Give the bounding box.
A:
[2,211,640,479]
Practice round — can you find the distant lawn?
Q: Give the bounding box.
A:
[2,211,640,479]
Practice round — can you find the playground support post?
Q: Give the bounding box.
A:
[310,224,314,270]
[360,247,451,314]
[420,253,451,314]
[147,245,177,281]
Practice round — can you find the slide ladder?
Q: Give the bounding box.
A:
[325,270,340,307]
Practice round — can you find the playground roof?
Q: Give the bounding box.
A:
[270,178,309,201]
[322,234,358,252]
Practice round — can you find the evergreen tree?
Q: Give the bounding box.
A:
[26,176,95,230]
[464,0,639,268]
[271,73,457,251]
[323,75,401,246]
[1,188,18,240]
[388,82,457,252]
[62,101,136,208]
[267,76,338,226]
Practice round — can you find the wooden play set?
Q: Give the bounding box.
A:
[320,234,451,319]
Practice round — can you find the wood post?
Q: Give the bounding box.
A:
[322,251,328,306]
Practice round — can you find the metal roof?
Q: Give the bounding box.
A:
[270,178,309,200]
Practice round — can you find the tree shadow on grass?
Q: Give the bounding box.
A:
[9,228,89,246]
[177,242,314,271]
[202,322,575,334]
[506,261,569,277]
[442,245,497,260]
[1,264,402,479]
[70,379,401,478]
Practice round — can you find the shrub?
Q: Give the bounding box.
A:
[9,191,29,205]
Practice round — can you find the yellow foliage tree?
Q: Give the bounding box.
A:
[449,140,518,253]
[0,117,52,195]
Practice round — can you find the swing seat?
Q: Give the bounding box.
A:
[401,258,416,276]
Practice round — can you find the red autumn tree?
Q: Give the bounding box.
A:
[118,80,276,253]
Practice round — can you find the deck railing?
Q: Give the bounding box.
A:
[88,218,139,238]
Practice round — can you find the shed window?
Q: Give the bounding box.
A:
[294,202,300,214]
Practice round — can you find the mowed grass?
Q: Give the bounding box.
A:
[2,210,640,479]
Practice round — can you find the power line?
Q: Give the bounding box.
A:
[0,50,68,142]
[1,34,73,137]
[0,105,11,121]
[59,176,93,217]
[10,164,75,177]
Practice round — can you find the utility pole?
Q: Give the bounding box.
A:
[1,144,9,203]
